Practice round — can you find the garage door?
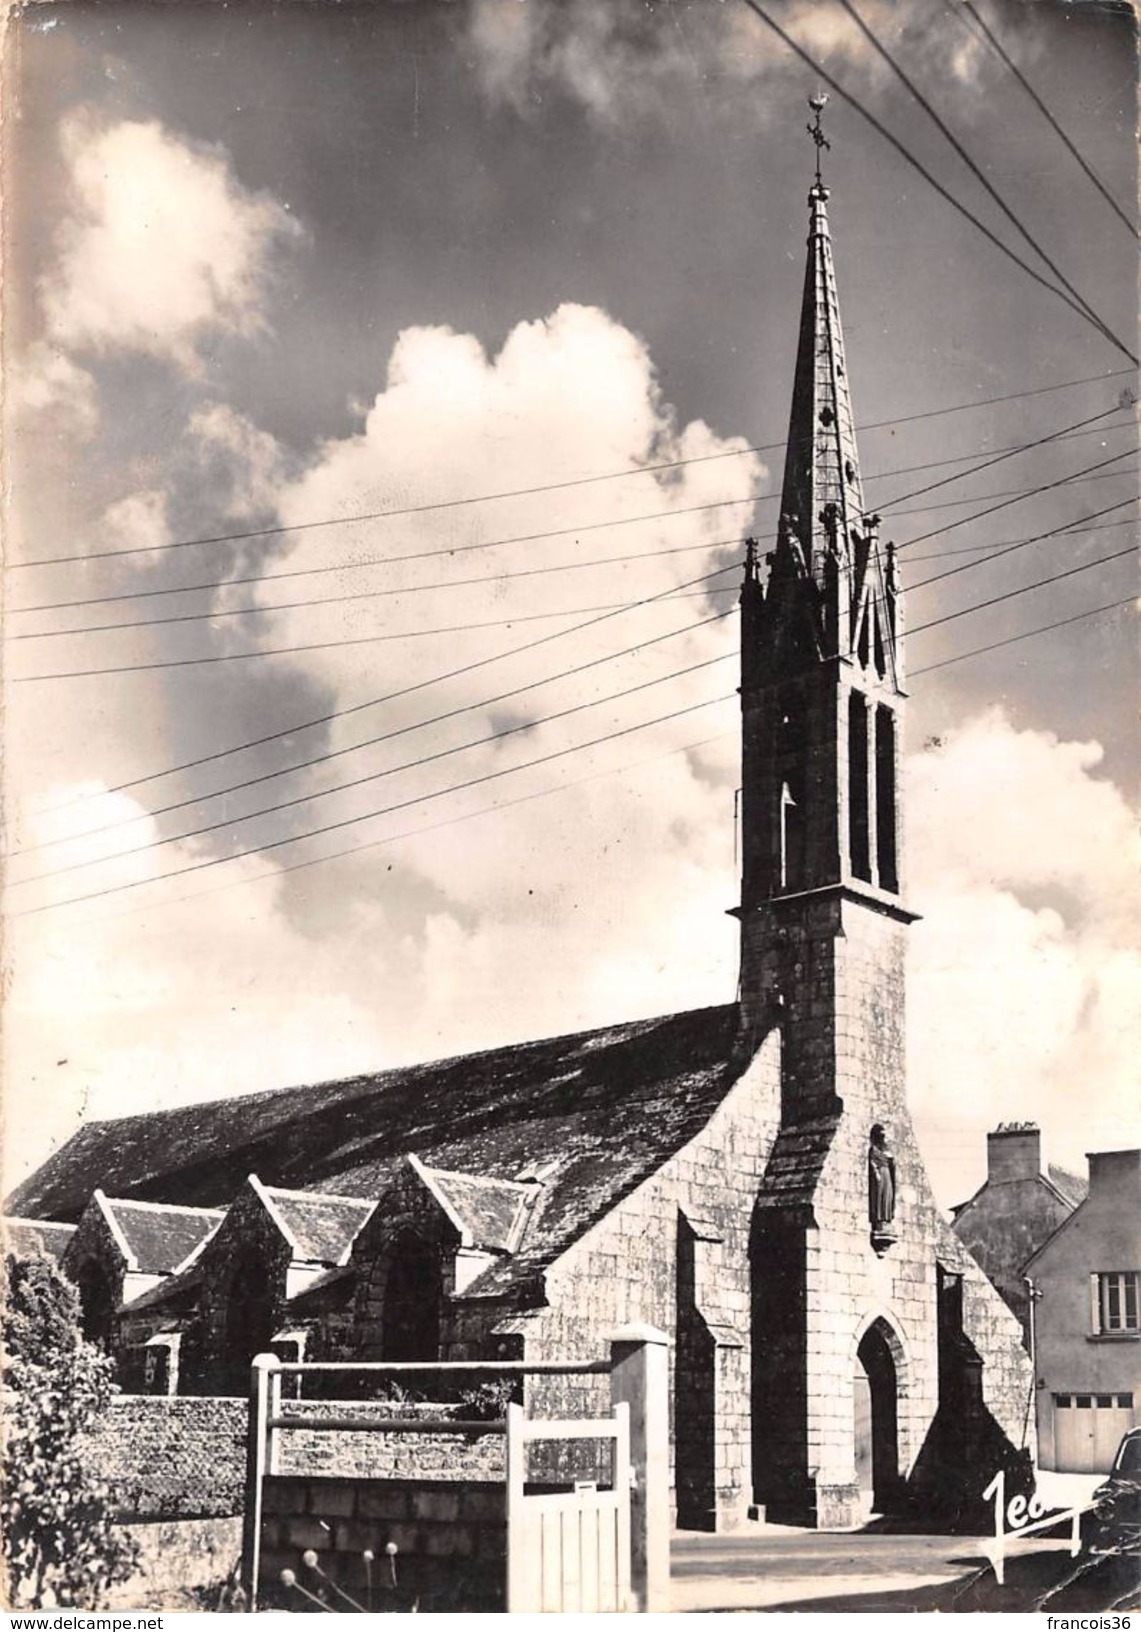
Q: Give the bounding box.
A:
[1053,1393,1136,1472]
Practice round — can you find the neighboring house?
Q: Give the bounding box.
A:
[951,1123,1087,1340]
[1026,1149,1140,1473]
[7,162,1034,1533]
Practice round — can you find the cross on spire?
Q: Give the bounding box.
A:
[807,94,830,188]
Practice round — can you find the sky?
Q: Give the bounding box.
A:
[3,0,1138,1209]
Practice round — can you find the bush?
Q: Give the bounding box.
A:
[1,1252,138,1607]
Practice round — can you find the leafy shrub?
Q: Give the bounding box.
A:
[1,1251,138,1607]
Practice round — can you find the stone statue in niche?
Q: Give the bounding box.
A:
[868,1123,897,1254]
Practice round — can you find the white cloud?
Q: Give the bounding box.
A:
[907,710,1140,1202]
[465,0,999,125]
[39,112,301,370]
[189,402,289,519]
[4,311,1131,1219]
[99,488,171,554]
[9,343,99,439]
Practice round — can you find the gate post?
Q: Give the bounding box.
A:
[609,1323,670,1612]
[241,1352,279,1610]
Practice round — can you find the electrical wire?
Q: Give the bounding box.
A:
[837,0,1132,358]
[736,0,1138,364]
[958,0,1139,242]
[12,448,1132,681]
[14,541,1134,915]
[19,588,1134,932]
[10,404,1128,634]
[8,367,1135,576]
[10,689,739,919]
[910,591,1137,676]
[18,492,1133,866]
[10,608,735,865]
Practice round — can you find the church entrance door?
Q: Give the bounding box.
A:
[854,1324,898,1513]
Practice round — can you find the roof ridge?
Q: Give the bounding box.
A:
[104,1196,225,1218]
[423,1166,534,1194]
[33,1004,728,1136]
[3,1214,77,1229]
[262,1183,377,1208]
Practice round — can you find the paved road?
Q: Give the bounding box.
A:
[669,1524,1109,1612]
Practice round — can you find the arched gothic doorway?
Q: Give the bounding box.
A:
[221,1250,275,1394]
[853,1321,899,1513]
[75,1258,116,1350]
[381,1236,442,1362]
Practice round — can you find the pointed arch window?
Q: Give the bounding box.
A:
[875,706,899,894]
[848,692,871,882]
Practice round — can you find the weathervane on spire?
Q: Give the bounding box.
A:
[807,93,830,187]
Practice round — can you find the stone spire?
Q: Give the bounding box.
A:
[775,178,866,594]
[747,138,901,686]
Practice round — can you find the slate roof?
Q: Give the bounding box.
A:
[3,1216,77,1262]
[753,1118,840,1220]
[104,1197,224,1275]
[418,1165,537,1253]
[9,1005,749,1299]
[1047,1164,1088,1210]
[262,1186,375,1264]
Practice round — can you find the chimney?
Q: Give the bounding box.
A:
[986,1123,1041,1184]
[1087,1148,1141,1196]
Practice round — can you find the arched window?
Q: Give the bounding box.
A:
[221,1249,275,1394]
[381,1236,442,1362]
[74,1258,116,1350]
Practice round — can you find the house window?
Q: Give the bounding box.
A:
[1096,1271,1140,1333]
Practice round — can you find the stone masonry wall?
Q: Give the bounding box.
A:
[258,1476,506,1612]
[514,1031,782,1529]
[181,1185,293,1395]
[803,896,1032,1525]
[79,1396,248,1518]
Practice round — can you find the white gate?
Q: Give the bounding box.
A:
[505,1400,633,1612]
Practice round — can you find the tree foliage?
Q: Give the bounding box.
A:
[1,1251,137,1608]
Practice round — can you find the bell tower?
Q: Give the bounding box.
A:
[737,118,914,1126]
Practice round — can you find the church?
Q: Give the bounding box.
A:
[7,154,1033,1533]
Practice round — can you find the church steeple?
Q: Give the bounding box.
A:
[737,123,912,1060]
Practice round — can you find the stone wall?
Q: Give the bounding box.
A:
[275,1401,505,1482]
[79,1396,248,1518]
[507,1033,782,1530]
[105,1517,244,1610]
[257,1476,506,1612]
[180,1184,293,1395]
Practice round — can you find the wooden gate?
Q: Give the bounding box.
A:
[505,1400,632,1612]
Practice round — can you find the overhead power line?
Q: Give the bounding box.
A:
[28,559,744,812]
[22,591,1136,933]
[11,404,1129,633]
[909,495,1136,591]
[897,446,1134,551]
[15,540,1135,916]
[7,367,1135,576]
[906,544,1134,639]
[10,608,734,865]
[18,491,1134,867]
[958,0,1139,242]
[11,689,739,920]
[11,640,739,890]
[10,411,1127,620]
[736,0,1139,364]
[837,0,1133,359]
[910,591,1137,676]
[12,446,1133,682]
